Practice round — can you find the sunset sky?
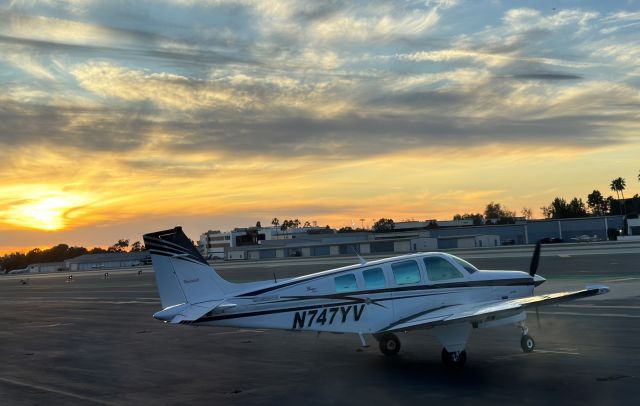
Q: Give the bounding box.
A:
[1,0,639,254]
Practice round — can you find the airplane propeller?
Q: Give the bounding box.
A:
[530,241,543,328]
[529,242,541,277]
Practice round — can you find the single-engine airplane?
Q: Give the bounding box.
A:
[143,227,609,367]
[571,234,600,243]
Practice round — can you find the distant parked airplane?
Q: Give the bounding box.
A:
[144,227,609,367]
[571,234,599,242]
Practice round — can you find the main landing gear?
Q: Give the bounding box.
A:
[518,321,535,353]
[377,332,401,356]
[441,348,467,368]
[375,333,467,367]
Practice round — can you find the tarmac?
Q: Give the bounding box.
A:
[1,243,639,405]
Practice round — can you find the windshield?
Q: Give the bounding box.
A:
[449,256,478,274]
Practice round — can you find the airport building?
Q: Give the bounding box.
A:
[199,228,278,259]
[626,217,640,239]
[26,262,66,273]
[65,252,149,271]
[208,215,625,261]
[427,216,624,245]
[200,226,331,259]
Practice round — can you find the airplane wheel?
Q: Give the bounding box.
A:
[521,334,535,353]
[378,333,401,356]
[441,348,467,368]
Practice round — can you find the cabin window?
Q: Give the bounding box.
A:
[391,260,421,285]
[334,273,357,292]
[423,257,464,281]
[363,268,386,289]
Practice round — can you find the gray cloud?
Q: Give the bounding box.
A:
[155,110,630,159]
[508,72,583,80]
[369,90,468,108]
[0,34,253,70]
[0,2,638,165]
[0,100,154,152]
[290,1,346,22]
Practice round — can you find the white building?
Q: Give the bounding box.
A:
[628,218,640,236]
[199,226,333,259]
[199,230,232,259]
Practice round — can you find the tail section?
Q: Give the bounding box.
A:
[143,226,237,308]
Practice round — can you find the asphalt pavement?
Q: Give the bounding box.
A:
[1,245,639,405]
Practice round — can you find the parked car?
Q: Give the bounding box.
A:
[501,239,516,245]
[539,237,563,244]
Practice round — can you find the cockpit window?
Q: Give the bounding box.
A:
[449,256,478,274]
[334,273,357,292]
[423,256,464,281]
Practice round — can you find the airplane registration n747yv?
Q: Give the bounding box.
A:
[143,227,609,367]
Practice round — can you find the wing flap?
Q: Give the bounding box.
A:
[385,285,609,332]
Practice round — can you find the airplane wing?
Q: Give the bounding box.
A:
[383,285,609,333]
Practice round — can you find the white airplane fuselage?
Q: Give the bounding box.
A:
[144,226,606,366]
[174,254,538,334]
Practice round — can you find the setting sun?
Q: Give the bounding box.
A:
[3,194,90,231]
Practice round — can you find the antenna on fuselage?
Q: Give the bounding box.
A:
[273,272,278,283]
[351,247,367,265]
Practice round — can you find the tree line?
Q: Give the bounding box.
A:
[270,218,314,231]
[1,239,145,273]
[347,173,640,233]
[541,176,639,219]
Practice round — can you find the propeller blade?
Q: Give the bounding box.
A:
[529,242,541,276]
[536,306,541,329]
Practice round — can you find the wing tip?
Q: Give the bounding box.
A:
[586,284,610,295]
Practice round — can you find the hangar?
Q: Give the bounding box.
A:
[65,252,149,271]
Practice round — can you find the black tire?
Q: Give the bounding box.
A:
[378,333,401,356]
[521,334,535,353]
[441,348,467,367]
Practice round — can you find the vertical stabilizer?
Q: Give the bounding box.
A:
[143,227,237,308]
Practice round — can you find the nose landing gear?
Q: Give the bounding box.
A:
[521,334,535,352]
[518,321,535,353]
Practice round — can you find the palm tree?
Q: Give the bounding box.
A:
[617,177,626,200]
[610,179,620,200]
[610,178,627,214]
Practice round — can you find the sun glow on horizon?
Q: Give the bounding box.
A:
[2,193,91,231]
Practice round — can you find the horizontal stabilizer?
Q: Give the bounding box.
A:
[153,300,225,324]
